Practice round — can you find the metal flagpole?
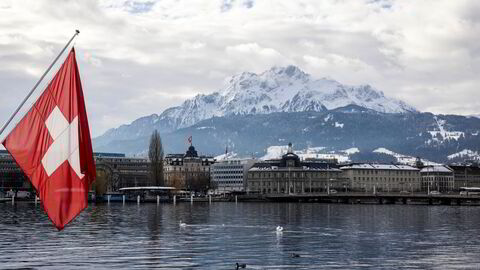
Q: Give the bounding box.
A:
[0,30,80,136]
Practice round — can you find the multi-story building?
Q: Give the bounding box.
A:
[94,153,151,194]
[210,159,256,194]
[449,164,480,190]
[420,165,454,193]
[246,143,343,194]
[0,150,30,193]
[1,151,153,196]
[163,145,215,191]
[340,163,421,192]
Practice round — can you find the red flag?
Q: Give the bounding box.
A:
[2,48,96,230]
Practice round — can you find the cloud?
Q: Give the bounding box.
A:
[0,0,479,140]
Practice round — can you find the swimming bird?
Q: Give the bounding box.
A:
[290,253,301,258]
[236,263,246,269]
[179,221,187,227]
[276,226,284,232]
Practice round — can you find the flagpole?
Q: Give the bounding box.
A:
[0,30,80,137]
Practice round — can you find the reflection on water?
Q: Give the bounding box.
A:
[1,202,480,269]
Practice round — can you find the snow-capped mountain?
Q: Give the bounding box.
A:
[157,65,416,130]
[94,65,416,149]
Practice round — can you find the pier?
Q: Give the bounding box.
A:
[263,192,480,205]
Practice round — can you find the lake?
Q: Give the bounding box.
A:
[1,202,480,269]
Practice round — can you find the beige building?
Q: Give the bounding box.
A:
[247,143,344,194]
[420,165,454,193]
[340,163,421,192]
[163,145,215,192]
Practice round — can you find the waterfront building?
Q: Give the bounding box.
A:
[340,163,421,192]
[93,153,150,194]
[246,143,343,194]
[210,159,256,194]
[0,150,30,193]
[163,145,215,192]
[449,164,480,190]
[420,165,454,193]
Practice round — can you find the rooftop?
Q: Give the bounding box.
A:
[420,165,453,173]
[340,163,419,171]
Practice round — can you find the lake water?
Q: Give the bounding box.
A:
[1,202,480,269]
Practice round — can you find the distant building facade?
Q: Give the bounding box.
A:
[93,153,150,194]
[0,150,30,192]
[420,165,454,193]
[163,145,215,191]
[449,164,480,190]
[210,159,256,193]
[340,163,421,192]
[247,143,343,194]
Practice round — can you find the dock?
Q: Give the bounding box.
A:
[262,192,480,205]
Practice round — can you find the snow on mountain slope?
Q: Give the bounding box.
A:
[426,116,465,143]
[261,145,357,163]
[214,152,238,161]
[447,149,480,160]
[158,65,416,130]
[373,147,438,165]
[94,65,419,150]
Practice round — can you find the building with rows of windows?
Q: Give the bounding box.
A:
[340,163,421,192]
[0,150,30,194]
[163,145,215,192]
[449,164,480,190]
[93,152,151,194]
[210,159,256,194]
[246,143,344,194]
[420,165,454,193]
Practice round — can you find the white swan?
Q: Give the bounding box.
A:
[276,226,284,232]
[179,221,187,227]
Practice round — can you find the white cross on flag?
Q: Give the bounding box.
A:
[2,48,96,230]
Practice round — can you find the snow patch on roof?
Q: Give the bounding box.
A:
[340,163,419,171]
[420,165,452,173]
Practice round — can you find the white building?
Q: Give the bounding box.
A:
[210,159,256,193]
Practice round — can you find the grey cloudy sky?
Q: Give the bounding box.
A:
[0,0,479,140]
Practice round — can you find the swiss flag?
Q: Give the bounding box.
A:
[2,48,96,230]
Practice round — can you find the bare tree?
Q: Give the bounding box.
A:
[148,130,164,186]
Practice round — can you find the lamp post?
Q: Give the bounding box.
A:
[327,178,331,195]
[309,172,312,193]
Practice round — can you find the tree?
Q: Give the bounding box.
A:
[148,130,164,186]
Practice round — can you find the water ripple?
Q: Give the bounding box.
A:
[1,202,480,269]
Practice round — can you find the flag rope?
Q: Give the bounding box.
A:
[0,30,80,137]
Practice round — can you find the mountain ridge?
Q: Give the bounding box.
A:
[93,109,480,163]
[94,65,417,149]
